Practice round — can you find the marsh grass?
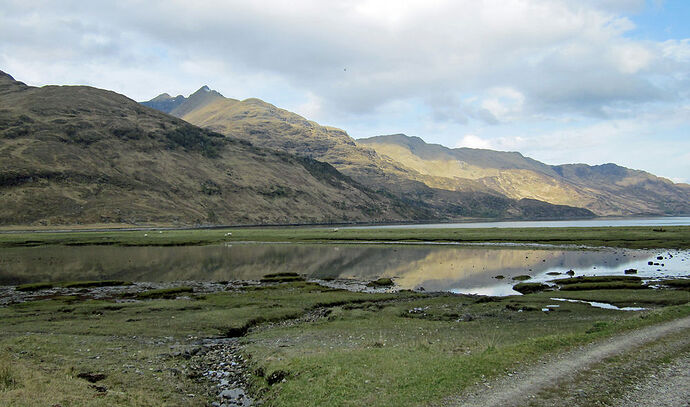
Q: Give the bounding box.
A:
[2,225,689,249]
[0,357,18,391]
[1,280,688,406]
[136,286,193,299]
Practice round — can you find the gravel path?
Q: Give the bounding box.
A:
[445,315,690,407]
[612,354,690,407]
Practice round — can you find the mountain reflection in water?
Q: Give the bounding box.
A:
[0,244,687,294]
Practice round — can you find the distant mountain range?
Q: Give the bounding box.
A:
[0,71,419,226]
[1,71,685,228]
[144,86,689,218]
[359,135,690,216]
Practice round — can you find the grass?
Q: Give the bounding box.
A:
[16,280,133,291]
[366,278,394,287]
[549,276,645,291]
[660,278,690,288]
[1,282,688,405]
[1,225,689,249]
[559,282,646,291]
[535,288,690,307]
[244,292,690,407]
[260,273,305,283]
[62,280,132,288]
[136,286,194,299]
[550,276,642,285]
[512,282,550,294]
[0,357,17,391]
[15,282,53,291]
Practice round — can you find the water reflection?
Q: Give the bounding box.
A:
[0,244,687,295]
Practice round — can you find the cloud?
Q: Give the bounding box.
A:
[0,0,688,181]
[455,134,493,149]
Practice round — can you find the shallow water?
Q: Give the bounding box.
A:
[0,243,687,295]
[550,298,646,311]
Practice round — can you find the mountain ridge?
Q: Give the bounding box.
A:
[359,134,690,216]
[143,86,687,217]
[0,71,422,226]
[143,88,596,219]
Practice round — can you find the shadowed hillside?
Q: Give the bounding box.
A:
[0,71,421,226]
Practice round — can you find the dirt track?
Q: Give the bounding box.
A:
[444,315,690,407]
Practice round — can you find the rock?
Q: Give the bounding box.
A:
[220,388,244,399]
[624,268,637,274]
[267,370,288,385]
[566,270,575,276]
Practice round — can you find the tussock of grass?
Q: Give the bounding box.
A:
[366,278,394,287]
[0,358,18,391]
[62,280,132,288]
[513,282,550,294]
[136,286,193,299]
[512,275,532,281]
[16,282,53,291]
[559,282,645,291]
[661,278,690,288]
[260,273,305,283]
[550,275,642,285]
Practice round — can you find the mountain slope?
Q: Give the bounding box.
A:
[145,90,593,219]
[360,134,690,216]
[0,71,418,226]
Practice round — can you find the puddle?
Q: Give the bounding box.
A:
[550,297,646,311]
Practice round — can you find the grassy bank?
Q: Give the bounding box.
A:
[1,225,689,249]
[0,281,688,406]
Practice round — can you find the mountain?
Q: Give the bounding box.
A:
[0,71,421,226]
[139,93,187,114]
[359,134,690,216]
[142,86,225,117]
[143,89,594,219]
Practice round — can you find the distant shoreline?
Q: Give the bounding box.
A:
[1,224,689,250]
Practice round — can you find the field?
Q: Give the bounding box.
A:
[1,225,689,249]
[0,226,689,406]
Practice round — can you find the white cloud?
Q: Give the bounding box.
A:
[455,134,492,149]
[0,0,689,181]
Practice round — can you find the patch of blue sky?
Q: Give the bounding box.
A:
[626,0,690,40]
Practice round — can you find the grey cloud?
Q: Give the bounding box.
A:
[1,1,688,123]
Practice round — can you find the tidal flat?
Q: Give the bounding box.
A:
[0,226,688,406]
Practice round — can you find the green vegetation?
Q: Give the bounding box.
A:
[550,275,642,285]
[16,280,132,291]
[660,278,690,288]
[62,280,132,289]
[559,282,646,291]
[549,275,646,291]
[1,281,688,406]
[15,282,54,291]
[366,277,394,287]
[260,273,305,283]
[512,282,550,294]
[511,275,532,281]
[2,225,689,249]
[136,286,194,299]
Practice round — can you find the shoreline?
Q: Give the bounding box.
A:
[1,225,689,249]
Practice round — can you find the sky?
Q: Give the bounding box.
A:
[1,0,689,183]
